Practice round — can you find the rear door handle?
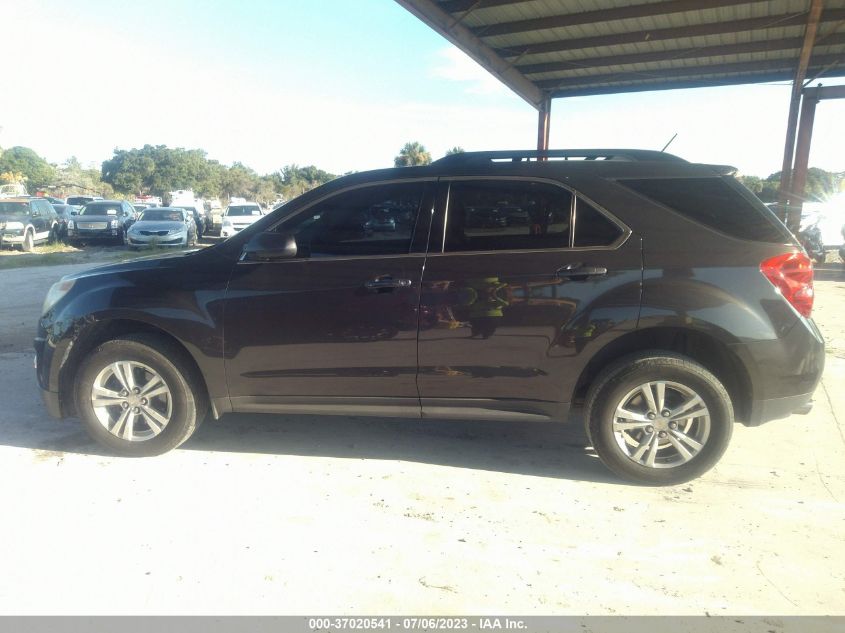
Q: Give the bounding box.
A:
[364,276,412,291]
[555,263,608,280]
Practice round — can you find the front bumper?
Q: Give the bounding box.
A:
[128,233,185,246]
[68,228,120,241]
[34,336,64,419]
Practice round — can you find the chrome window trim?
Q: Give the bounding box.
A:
[434,175,631,254]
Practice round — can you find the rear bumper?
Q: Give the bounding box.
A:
[0,232,25,245]
[739,317,825,426]
[746,392,814,426]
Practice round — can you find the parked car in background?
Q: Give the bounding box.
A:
[0,183,29,198]
[170,190,209,237]
[50,204,76,240]
[38,195,65,205]
[207,199,223,235]
[66,195,103,210]
[220,201,263,238]
[33,149,825,485]
[67,200,136,245]
[0,197,59,250]
[126,207,196,248]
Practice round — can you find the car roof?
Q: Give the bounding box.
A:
[0,197,33,203]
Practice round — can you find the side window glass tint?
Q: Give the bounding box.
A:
[619,177,790,243]
[573,197,623,247]
[279,182,425,258]
[443,180,572,253]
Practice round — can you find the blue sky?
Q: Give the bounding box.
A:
[3,0,844,177]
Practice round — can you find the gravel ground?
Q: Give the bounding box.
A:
[0,260,842,615]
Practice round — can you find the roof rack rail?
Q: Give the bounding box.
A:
[432,149,687,165]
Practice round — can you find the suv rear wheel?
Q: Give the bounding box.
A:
[585,352,733,485]
[75,334,205,456]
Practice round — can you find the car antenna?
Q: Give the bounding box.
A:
[660,133,678,152]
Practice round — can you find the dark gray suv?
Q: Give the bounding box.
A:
[34,150,824,484]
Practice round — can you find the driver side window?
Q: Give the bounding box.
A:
[279,182,427,258]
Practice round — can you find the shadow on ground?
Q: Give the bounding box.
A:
[1,366,620,484]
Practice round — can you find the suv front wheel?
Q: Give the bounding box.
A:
[75,334,206,456]
[584,352,733,485]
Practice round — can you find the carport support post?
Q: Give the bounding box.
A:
[787,90,820,231]
[777,0,823,224]
[537,96,551,154]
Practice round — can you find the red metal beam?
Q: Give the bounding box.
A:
[778,0,825,221]
[493,9,845,59]
[473,0,763,37]
[518,33,845,75]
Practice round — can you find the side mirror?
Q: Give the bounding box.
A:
[242,232,297,262]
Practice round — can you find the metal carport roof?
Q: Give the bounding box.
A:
[396,0,845,227]
[396,0,845,105]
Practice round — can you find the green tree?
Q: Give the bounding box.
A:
[277,164,336,199]
[445,146,465,156]
[0,146,55,191]
[394,142,432,167]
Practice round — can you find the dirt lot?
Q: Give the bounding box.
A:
[0,257,843,615]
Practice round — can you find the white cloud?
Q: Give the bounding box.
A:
[429,47,509,96]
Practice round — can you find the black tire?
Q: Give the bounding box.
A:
[584,352,733,485]
[75,334,207,456]
[21,230,34,252]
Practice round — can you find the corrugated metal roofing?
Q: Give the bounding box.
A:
[397,0,845,106]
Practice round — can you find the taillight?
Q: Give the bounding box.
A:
[760,251,814,318]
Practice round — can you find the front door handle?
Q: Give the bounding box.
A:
[556,263,608,280]
[364,276,412,291]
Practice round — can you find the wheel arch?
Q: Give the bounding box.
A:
[58,318,210,418]
[572,327,753,423]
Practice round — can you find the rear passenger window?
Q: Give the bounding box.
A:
[574,198,623,247]
[620,177,791,243]
[443,180,572,252]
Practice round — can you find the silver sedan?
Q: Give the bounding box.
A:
[126,207,197,248]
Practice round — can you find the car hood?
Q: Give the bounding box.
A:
[0,214,29,225]
[225,215,261,223]
[130,221,185,232]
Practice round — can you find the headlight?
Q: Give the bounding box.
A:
[42,279,76,315]
[222,219,232,226]
[68,220,75,229]
[110,219,119,228]
[168,228,183,234]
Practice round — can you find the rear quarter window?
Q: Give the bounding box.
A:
[619,177,791,243]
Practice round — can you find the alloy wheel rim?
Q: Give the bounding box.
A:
[612,380,710,469]
[91,361,172,441]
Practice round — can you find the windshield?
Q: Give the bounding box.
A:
[0,202,29,215]
[67,197,93,206]
[141,209,184,222]
[80,203,121,215]
[226,205,262,216]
